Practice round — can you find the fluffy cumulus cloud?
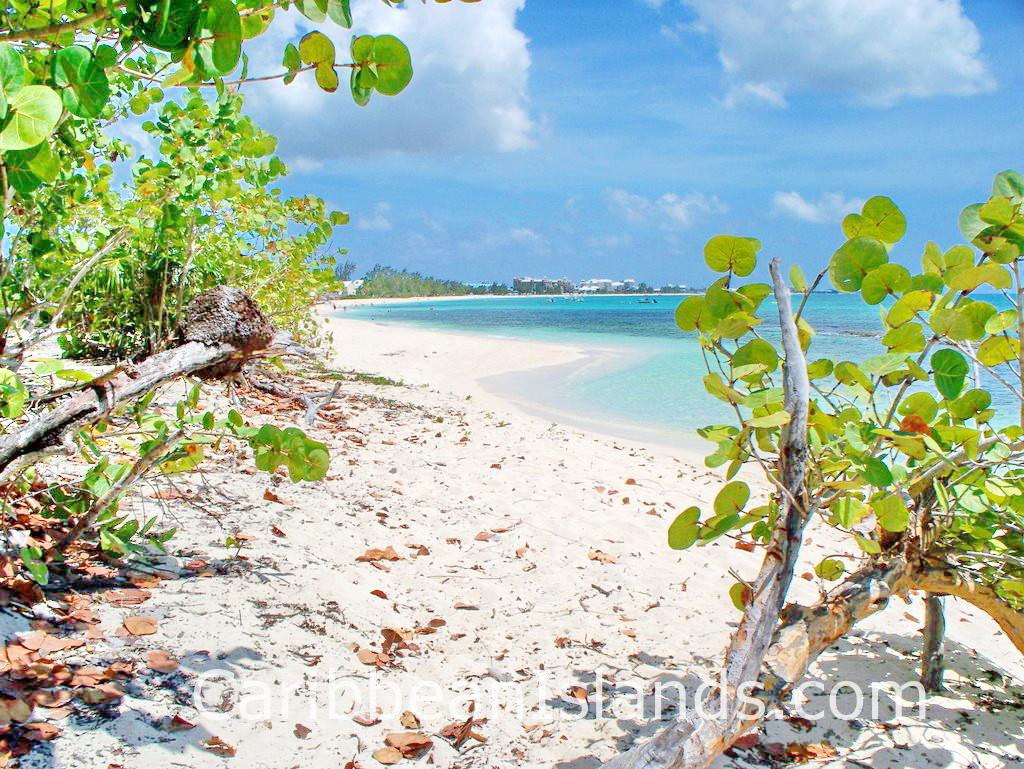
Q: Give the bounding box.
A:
[604,188,725,230]
[247,0,534,160]
[676,0,993,107]
[772,191,864,223]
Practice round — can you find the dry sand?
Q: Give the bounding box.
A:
[33,308,1024,769]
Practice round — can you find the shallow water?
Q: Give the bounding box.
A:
[342,293,1015,436]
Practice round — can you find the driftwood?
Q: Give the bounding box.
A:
[0,287,278,474]
[603,258,812,769]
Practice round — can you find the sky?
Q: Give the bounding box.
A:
[242,0,1024,287]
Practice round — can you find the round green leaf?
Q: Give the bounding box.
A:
[931,348,969,400]
[0,85,62,151]
[350,66,371,106]
[667,506,700,550]
[842,196,907,244]
[295,0,327,22]
[861,263,911,304]
[674,296,711,333]
[704,235,760,277]
[135,0,200,50]
[327,0,353,27]
[0,42,26,114]
[52,46,110,119]
[829,237,888,292]
[789,264,808,292]
[713,480,749,517]
[732,338,779,375]
[814,558,845,581]
[372,34,413,96]
[299,31,335,65]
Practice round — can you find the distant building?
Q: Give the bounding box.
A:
[513,276,574,294]
[341,280,364,296]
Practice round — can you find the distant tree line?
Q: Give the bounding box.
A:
[357,266,510,297]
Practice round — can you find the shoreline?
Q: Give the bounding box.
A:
[321,308,711,459]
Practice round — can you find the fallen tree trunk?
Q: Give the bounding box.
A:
[0,287,276,473]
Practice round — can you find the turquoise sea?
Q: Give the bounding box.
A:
[342,294,1016,440]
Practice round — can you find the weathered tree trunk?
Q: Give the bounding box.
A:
[905,562,1024,655]
[920,594,946,691]
[602,258,812,769]
[0,287,276,473]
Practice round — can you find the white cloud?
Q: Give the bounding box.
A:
[356,202,393,231]
[247,0,535,160]
[772,191,864,224]
[680,0,993,107]
[605,188,725,230]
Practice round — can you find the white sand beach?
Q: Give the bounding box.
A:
[35,309,1024,769]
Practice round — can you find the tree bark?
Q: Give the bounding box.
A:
[920,594,946,692]
[905,562,1024,656]
[602,258,812,769]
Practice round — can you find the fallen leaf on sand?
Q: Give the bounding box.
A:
[399,711,420,729]
[263,488,288,504]
[270,525,287,538]
[567,686,589,703]
[730,733,759,750]
[122,616,158,636]
[453,602,478,610]
[385,731,433,758]
[164,715,195,732]
[147,650,179,673]
[356,546,402,563]
[588,550,617,564]
[474,531,494,542]
[370,589,388,600]
[30,689,72,708]
[202,736,236,757]
[372,747,402,765]
[353,713,381,727]
[23,722,61,741]
[0,697,32,723]
[294,723,312,738]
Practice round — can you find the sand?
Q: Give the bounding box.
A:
[32,307,1024,769]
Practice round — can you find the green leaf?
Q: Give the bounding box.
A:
[294,0,327,21]
[881,322,925,353]
[327,0,353,27]
[299,31,335,65]
[861,263,911,304]
[0,42,26,117]
[729,582,749,611]
[195,0,242,76]
[315,62,338,92]
[732,338,779,375]
[862,457,892,487]
[0,368,28,418]
[979,196,1014,226]
[887,289,933,327]
[667,506,700,550]
[992,169,1024,202]
[371,34,413,96]
[703,235,760,277]
[829,237,888,292]
[931,348,969,399]
[713,481,749,517]
[947,263,1012,292]
[746,411,790,428]
[873,493,909,532]
[814,558,845,581]
[674,296,712,333]
[842,196,907,244]
[789,264,808,292]
[985,310,1017,335]
[853,534,882,555]
[135,0,200,51]
[977,336,1020,367]
[0,85,61,151]
[52,46,110,119]
[350,66,371,106]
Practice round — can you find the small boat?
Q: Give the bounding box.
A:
[638,296,658,304]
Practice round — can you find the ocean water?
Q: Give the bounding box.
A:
[342,294,1016,438]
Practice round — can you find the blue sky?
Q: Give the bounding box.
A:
[248,0,1024,287]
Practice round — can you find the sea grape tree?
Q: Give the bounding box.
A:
[606,170,1024,769]
[0,1,465,581]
